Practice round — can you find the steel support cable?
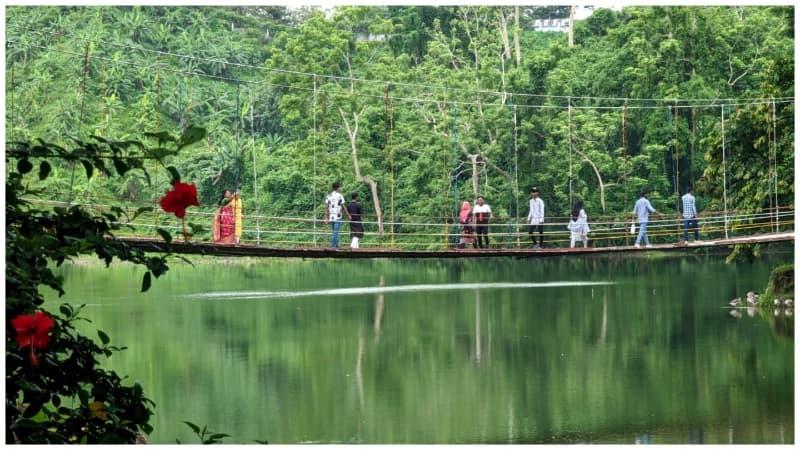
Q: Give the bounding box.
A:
[721,104,729,238]
[451,102,459,247]
[312,75,318,246]
[772,98,779,232]
[250,85,260,244]
[68,42,91,206]
[568,96,573,208]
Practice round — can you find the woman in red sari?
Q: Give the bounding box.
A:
[212,190,236,244]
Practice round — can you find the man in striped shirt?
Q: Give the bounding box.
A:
[681,186,699,244]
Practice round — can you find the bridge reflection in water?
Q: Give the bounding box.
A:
[117,231,794,258]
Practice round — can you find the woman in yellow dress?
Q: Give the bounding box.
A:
[231,190,243,244]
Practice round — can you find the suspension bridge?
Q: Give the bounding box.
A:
[34,197,794,259]
[117,230,794,259]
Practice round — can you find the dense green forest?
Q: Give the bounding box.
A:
[5,5,794,248]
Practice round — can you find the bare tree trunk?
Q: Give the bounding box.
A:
[498,9,511,62]
[498,10,510,89]
[468,154,480,200]
[513,6,521,66]
[339,107,385,235]
[573,147,608,213]
[568,5,575,48]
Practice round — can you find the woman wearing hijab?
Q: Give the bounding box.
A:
[457,201,477,249]
[568,200,590,248]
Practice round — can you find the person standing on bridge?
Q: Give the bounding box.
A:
[568,200,590,248]
[231,189,243,245]
[323,181,351,248]
[527,187,545,249]
[212,189,236,244]
[457,201,477,249]
[347,192,364,249]
[632,191,659,249]
[681,186,699,245]
[472,196,493,249]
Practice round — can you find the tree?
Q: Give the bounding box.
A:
[6,126,206,443]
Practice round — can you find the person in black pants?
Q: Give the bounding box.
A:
[527,187,545,249]
[472,196,493,248]
[347,192,364,248]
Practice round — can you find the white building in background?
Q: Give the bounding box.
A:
[532,6,619,32]
[532,18,570,32]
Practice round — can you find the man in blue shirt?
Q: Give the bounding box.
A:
[681,186,699,244]
[632,191,658,248]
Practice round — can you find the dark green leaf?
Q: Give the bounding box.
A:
[38,161,51,180]
[184,422,201,434]
[187,222,205,234]
[167,166,180,184]
[81,160,94,179]
[98,329,110,345]
[156,228,173,243]
[112,157,129,176]
[132,206,153,221]
[178,126,206,148]
[17,159,33,174]
[22,398,44,418]
[141,271,152,292]
[59,304,73,317]
[144,131,174,144]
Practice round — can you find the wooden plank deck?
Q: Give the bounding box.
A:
[116,231,794,259]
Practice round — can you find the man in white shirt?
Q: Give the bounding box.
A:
[472,196,493,249]
[323,181,351,248]
[527,187,545,249]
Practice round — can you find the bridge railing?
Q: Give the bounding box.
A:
[24,197,794,250]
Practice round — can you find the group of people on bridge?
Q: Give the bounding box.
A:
[455,185,699,251]
[213,181,701,250]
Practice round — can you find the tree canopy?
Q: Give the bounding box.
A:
[6,5,794,245]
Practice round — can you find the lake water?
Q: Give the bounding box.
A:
[46,251,794,444]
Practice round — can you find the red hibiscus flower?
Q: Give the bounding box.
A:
[160,181,199,219]
[11,311,55,367]
[11,311,55,349]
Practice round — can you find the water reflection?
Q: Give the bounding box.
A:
[46,255,794,444]
[184,281,614,301]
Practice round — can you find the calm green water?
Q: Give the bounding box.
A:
[46,252,794,444]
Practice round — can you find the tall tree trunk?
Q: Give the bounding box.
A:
[514,6,521,66]
[467,153,480,200]
[339,107,384,236]
[568,5,576,48]
[573,147,608,213]
[498,9,511,62]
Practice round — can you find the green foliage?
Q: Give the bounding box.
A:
[5,6,794,241]
[5,127,204,443]
[176,422,231,444]
[761,263,794,302]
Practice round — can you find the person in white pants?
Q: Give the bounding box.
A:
[568,200,590,248]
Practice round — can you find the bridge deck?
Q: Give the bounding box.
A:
[117,231,794,259]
